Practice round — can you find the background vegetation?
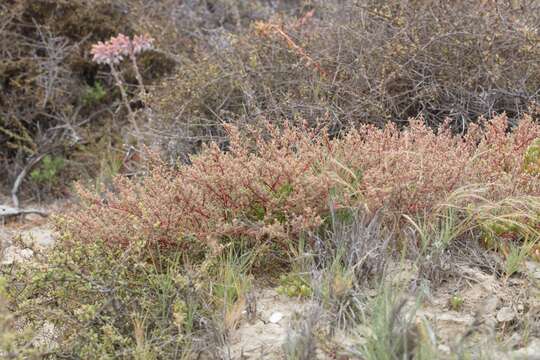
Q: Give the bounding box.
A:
[1,0,540,359]
[1,0,539,199]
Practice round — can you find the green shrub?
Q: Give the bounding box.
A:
[30,155,65,186]
[82,82,107,106]
[277,273,313,298]
[3,236,217,358]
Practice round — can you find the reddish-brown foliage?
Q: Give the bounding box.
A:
[60,114,540,254]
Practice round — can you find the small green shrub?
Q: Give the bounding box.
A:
[30,155,65,186]
[449,294,464,312]
[3,236,219,358]
[277,273,313,298]
[524,138,540,175]
[473,196,540,260]
[82,82,107,106]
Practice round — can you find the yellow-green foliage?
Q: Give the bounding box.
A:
[277,273,313,298]
[3,237,208,358]
[82,82,107,106]
[524,138,540,175]
[0,277,17,353]
[2,234,258,357]
[449,294,464,312]
[0,277,37,358]
[469,196,540,260]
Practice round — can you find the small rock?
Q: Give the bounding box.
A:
[509,339,540,360]
[525,261,540,280]
[481,296,499,315]
[20,228,56,248]
[437,312,474,324]
[1,246,34,265]
[437,344,451,354]
[507,332,523,349]
[268,312,284,324]
[31,321,57,351]
[496,306,516,323]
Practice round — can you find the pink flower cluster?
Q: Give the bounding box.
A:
[91,34,154,65]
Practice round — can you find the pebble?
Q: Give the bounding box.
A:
[496,306,516,323]
[268,312,284,324]
[1,246,34,265]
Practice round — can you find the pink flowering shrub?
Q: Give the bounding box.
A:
[336,114,540,215]
[91,34,154,65]
[59,115,540,255]
[90,33,155,134]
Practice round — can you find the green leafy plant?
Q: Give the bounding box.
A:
[449,294,465,312]
[82,81,107,106]
[277,272,313,298]
[29,155,65,185]
[523,138,540,175]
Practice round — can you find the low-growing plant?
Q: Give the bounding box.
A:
[449,294,465,312]
[82,81,107,106]
[277,236,314,298]
[2,236,222,358]
[0,276,40,359]
[277,272,313,298]
[59,115,540,264]
[29,155,65,186]
[470,195,540,261]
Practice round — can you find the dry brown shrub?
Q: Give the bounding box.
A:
[150,0,540,157]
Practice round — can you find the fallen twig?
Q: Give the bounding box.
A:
[11,153,46,208]
[0,205,49,218]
